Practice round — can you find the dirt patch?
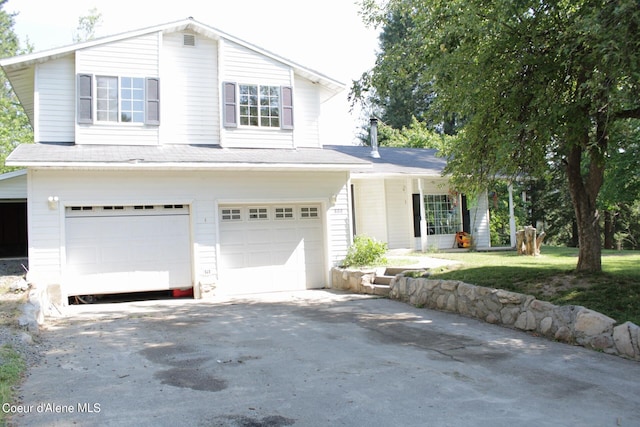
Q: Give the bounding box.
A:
[517,274,594,299]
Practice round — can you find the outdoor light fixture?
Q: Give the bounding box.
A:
[47,196,59,210]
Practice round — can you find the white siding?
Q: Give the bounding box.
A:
[293,76,321,148]
[75,33,160,145]
[161,32,219,144]
[26,169,349,295]
[470,189,491,249]
[385,179,411,249]
[222,40,291,85]
[0,172,27,199]
[37,56,75,142]
[353,179,387,243]
[327,179,351,265]
[220,39,294,149]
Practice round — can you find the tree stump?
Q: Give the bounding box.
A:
[516,226,544,255]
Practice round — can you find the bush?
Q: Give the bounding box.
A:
[342,235,388,267]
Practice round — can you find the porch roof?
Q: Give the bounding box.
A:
[324,145,448,177]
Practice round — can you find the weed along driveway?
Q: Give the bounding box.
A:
[12,291,640,427]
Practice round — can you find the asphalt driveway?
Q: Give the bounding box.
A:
[10,290,640,427]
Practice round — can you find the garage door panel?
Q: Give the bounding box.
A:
[219,204,324,294]
[65,206,191,296]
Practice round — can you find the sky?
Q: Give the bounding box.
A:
[7,0,381,142]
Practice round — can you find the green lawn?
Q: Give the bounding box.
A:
[425,247,640,325]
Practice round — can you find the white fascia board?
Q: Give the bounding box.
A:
[5,161,371,172]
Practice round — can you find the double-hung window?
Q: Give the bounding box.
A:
[96,76,144,123]
[239,84,280,127]
[223,82,293,129]
[77,74,160,125]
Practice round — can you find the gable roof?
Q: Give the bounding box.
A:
[5,143,370,172]
[0,17,345,126]
[324,145,448,177]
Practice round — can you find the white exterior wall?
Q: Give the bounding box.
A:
[161,32,219,145]
[385,178,412,249]
[36,56,75,142]
[75,33,160,145]
[27,31,327,149]
[293,76,321,148]
[219,39,295,149]
[0,171,27,199]
[25,168,349,292]
[352,179,387,243]
[327,178,351,264]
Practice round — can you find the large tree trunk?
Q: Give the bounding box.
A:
[566,143,604,273]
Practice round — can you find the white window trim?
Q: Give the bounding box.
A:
[95,75,146,125]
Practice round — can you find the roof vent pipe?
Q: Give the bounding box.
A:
[369,117,380,159]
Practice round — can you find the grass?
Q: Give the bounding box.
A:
[0,344,27,425]
[0,279,29,426]
[424,246,640,325]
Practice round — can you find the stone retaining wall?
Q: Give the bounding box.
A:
[330,268,640,361]
[331,267,385,296]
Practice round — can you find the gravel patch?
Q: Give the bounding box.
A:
[0,259,48,369]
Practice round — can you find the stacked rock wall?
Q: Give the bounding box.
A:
[390,275,639,360]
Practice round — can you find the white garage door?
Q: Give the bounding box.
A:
[218,204,325,294]
[65,204,191,296]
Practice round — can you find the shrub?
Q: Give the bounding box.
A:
[342,235,388,267]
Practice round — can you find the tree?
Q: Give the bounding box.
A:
[358,0,640,272]
[73,7,102,43]
[0,0,33,173]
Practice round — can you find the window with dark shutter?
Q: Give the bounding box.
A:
[281,86,294,130]
[223,82,238,127]
[77,74,93,124]
[145,78,160,125]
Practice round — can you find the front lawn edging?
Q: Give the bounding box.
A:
[330,267,640,361]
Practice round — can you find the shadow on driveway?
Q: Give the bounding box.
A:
[11,290,640,427]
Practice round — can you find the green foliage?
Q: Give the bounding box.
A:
[73,7,103,43]
[0,0,33,173]
[342,235,388,267]
[0,344,26,424]
[358,0,640,272]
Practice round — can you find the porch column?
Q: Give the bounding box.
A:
[508,183,517,247]
[418,179,428,251]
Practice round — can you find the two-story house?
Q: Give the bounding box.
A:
[1,18,371,304]
[1,18,497,309]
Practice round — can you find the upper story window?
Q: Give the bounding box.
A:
[223,82,293,130]
[77,74,160,125]
[239,85,280,128]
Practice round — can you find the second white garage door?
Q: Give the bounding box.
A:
[218,204,325,294]
[65,204,192,296]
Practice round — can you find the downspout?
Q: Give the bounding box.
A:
[369,118,380,159]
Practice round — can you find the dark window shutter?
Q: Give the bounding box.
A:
[281,86,293,130]
[77,74,93,124]
[145,78,160,125]
[223,82,237,127]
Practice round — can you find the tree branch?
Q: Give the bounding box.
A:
[613,107,640,120]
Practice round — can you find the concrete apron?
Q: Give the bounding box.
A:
[11,290,640,427]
